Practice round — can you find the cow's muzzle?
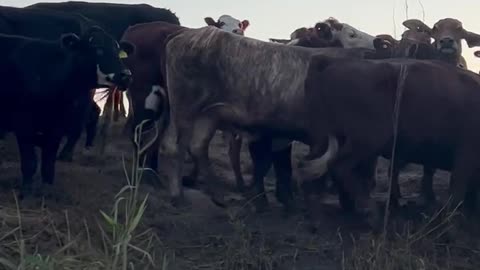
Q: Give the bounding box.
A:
[438,37,457,54]
[111,69,132,90]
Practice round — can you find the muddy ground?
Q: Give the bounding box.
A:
[0,117,479,269]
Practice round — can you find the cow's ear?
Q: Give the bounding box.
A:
[464,30,480,48]
[474,50,480,58]
[61,33,81,50]
[119,41,135,57]
[204,17,217,26]
[403,19,432,34]
[85,26,108,47]
[241,20,249,30]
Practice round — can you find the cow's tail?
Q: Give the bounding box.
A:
[298,135,339,180]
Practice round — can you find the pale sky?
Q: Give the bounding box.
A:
[3,0,480,72]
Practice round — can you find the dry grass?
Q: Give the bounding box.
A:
[342,198,480,270]
[0,120,166,270]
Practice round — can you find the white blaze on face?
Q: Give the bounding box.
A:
[334,23,376,49]
[217,15,244,35]
[145,85,165,112]
[96,65,115,86]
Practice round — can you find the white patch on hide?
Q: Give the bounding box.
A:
[96,65,115,86]
[145,85,165,112]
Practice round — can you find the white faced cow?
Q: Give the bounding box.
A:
[204,15,249,35]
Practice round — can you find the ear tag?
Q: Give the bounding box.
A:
[119,50,128,59]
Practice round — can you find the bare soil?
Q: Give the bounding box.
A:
[0,117,479,269]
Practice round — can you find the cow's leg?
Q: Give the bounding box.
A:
[41,134,62,185]
[227,132,246,192]
[58,98,91,161]
[272,142,295,212]
[85,103,101,149]
[388,159,404,209]
[189,117,226,207]
[449,146,478,215]
[145,132,160,171]
[328,141,379,225]
[420,166,436,204]
[15,133,37,199]
[165,125,191,206]
[247,137,273,212]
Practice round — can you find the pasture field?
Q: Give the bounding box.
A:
[0,118,479,270]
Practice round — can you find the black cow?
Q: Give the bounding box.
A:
[0,28,133,198]
[28,1,182,133]
[0,5,132,161]
[28,1,181,40]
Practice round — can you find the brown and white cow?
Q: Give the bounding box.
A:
[121,14,249,175]
[299,56,480,226]
[160,26,384,207]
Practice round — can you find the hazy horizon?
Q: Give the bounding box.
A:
[3,0,480,72]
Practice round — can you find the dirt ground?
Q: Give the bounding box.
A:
[0,117,479,269]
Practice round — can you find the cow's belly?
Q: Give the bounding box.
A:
[381,139,455,171]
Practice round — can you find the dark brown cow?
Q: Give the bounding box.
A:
[373,20,475,207]
[121,14,249,176]
[299,56,480,223]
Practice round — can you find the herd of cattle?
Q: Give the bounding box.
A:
[2,1,480,226]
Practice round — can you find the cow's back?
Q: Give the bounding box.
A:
[0,6,88,39]
[29,2,180,40]
[122,22,184,88]
[306,57,480,169]
[166,27,374,134]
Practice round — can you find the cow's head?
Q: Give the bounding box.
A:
[374,27,436,60]
[61,26,135,90]
[317,17,375,49]
[403,18,480,61]
[204,15,249,35]
[283,25,339,48]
